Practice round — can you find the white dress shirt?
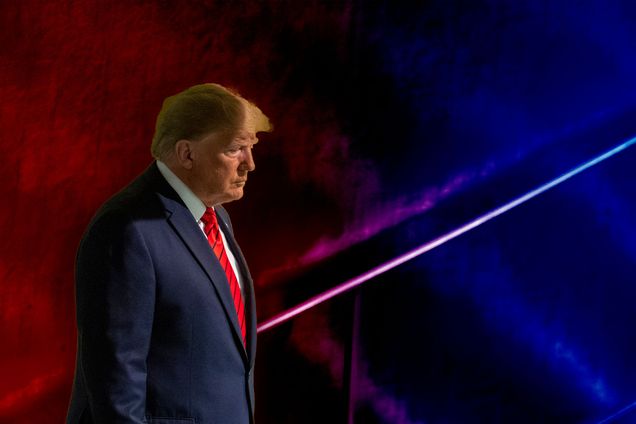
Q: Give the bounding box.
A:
[157,160,244,292]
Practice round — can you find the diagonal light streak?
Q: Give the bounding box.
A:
[258,136,636,333]
[597,400,636,423]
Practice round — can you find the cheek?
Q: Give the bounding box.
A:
[204,159,226,182]
[210,169,225,186]
[202,158,238,189]
[213,167,233,188]
[221,163,238,180]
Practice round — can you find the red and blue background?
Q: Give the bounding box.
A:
[2,1,636,423]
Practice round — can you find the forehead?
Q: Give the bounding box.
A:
[198,128,256,150]
[232,129,258,143]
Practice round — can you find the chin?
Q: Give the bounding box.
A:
[223,190,244,204]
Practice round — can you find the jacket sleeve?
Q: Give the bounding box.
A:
[75,210,156,423]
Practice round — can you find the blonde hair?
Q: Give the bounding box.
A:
[151,83,272,160]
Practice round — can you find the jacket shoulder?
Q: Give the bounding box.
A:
[83,164,165,238]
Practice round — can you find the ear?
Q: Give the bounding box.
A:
[174,139,195,170]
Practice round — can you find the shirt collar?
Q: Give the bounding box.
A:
[156,160,208,222]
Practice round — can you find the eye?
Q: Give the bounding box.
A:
[225,147,241,156]
[225,144,254,157]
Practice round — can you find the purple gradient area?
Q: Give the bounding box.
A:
[259,164,495,287]
[353,360,426,424]
[290,310,424,424]
[300,167,489,265]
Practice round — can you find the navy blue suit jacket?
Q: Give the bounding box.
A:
[67,162,257,424]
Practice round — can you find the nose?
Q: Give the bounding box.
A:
[241,147,256,172]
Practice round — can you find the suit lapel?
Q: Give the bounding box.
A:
[149,165,249,364]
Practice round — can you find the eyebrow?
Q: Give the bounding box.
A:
[232,134,258,144]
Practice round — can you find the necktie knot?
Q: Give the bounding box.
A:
[201,207,219,237]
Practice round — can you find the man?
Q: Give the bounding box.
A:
[67,83,272,424]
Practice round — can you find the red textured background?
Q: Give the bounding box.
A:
[0,1,369,421]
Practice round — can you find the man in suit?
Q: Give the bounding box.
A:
[67,83,272,424]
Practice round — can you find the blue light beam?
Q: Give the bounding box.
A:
[258,136,636,333]
[597,400,636,424]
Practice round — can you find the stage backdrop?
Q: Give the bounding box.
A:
[2,1,636,423]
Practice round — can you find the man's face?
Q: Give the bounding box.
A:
[188,126,258,206]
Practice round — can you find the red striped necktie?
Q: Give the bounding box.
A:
[200,207,246,347]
